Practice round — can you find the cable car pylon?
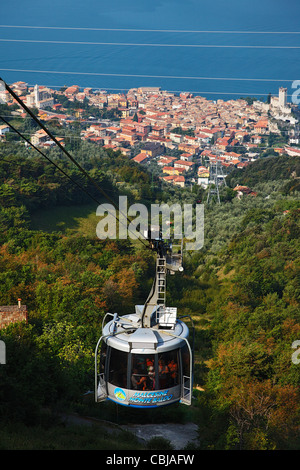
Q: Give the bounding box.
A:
[206,159,227,204]
[95,235,194,408]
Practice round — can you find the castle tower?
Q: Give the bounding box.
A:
[279,87,287,109]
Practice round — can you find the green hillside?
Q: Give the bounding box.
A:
[0,143,299,450]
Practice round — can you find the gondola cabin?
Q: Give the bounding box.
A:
[95,307,192,408]
[95,251,194,408]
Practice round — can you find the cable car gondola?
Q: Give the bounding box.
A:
[95,238,194,408]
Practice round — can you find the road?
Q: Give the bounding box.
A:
[60,413,198,450]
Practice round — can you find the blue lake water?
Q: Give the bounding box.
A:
[1,0,300,101]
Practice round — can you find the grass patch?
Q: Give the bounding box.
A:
[0,422,144,450]
[30,203,99,236]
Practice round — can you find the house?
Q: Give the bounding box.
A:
[64,85,80,98]
[169,132,183,143]
[184,135,198,146]
[10,81,28,95]
[284,146,300,157]
[251,135,263,145]
[198,128,222,140]
[253,120,268,134]
[118,127,138,144]
[88,125,107,137]
[120,147,131,157]
[0,89,10,104]
[197,166,210,188]
[179,153,193,162]
[75,92,86,102]
[178,143,199,154]
[163,166,177,175]
[157,156,176,166]
[141,142,164,157]
[174,160,195,171]
[132,153,149,164]
[236,162,251,169]
[198,166,210,177]
[223,151,242,162]
[0,299,27,330]
[171,175,185,188]
[0,124,10,136]
[118,98,128,108]
[135,122,151,135]
[53,103,62,111]
[233,185,258,198]
[215,137,231,150]
[31,129,48,146]
[106,126,120,134]
[163,166,186,176]
[151,126,165,137]
[162,174,185,188]
[196,133,211,144]
[120,108,130,118]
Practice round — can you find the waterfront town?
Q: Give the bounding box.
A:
[1,81,299,191]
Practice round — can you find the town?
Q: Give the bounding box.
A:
[1,81,299,193]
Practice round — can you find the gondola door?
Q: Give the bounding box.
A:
[180,342,193,406]
[95,337,108,402]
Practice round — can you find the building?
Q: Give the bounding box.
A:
[197,166,210,188]
[0,299,27,330]
[174,160,195,171]
[162,174,185,188]
[163,166,186,176]
[233,185,258,198]
[279,87,287,109]
[157,156,176,166]
[31,129,48,146]
[0,124,10,136]
[64,85,80,98]
[169,132,183,143]
[179,153,193,162]
[27,85,54,109]
[253,120,269,134]
[138,87,161,94]
[132,153,149,164]
[141,142,164,157]
[178,143,199,154]
[284,146,300,157]
[0,89,10,104]
[10,81,28,95]
[135,122,152,135]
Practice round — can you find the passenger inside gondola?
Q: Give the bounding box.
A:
[158,358,169,388]
[131,368,140,390]
[168,359,178,386]
[131,354,155,391]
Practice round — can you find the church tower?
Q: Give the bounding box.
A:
[34,84,40,108]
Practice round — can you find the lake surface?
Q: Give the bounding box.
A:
[1,0,300,101]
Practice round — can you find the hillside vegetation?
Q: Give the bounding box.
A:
[0,141,299,450]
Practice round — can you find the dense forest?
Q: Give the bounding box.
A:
[0,138,299,450]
